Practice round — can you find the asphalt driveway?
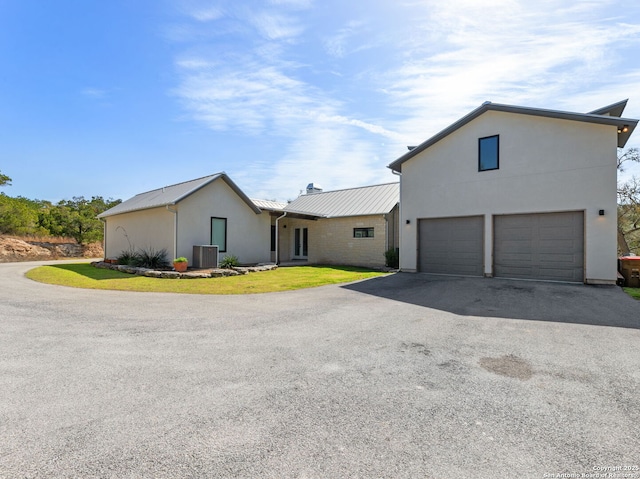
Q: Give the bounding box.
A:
[1,261,639,479]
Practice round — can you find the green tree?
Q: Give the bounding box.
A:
[617,148,640,255]
[0,171,11,187]
[49,196,120,244]
[0,194,46,236]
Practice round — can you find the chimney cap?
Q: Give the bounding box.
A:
[306,182,323,194]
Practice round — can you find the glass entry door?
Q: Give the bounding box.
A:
[293,227,308,259]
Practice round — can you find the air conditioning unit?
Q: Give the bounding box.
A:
[192,245,219,268]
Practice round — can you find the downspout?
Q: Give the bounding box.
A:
[392,170,402,270]
[383,213,389,253]
[166,205,178,260]
[275,211,287,265]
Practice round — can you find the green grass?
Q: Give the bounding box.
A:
[25,263,387,295]
[623,287,640,300]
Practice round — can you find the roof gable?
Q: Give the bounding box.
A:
[284,182,399,218]
[98,173,261,218]
[388,100,638,172]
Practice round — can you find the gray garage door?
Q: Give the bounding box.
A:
[494,212,584,282]
[418,216,484,276]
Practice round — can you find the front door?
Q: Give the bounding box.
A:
[293,227,308,259]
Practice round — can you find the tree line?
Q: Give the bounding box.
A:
[0,171,121,244]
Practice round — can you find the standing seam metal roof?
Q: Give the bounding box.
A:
[97,173,261,218]
[283,182,399,218]
[251,199,288,211]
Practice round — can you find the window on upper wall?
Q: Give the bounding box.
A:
[211,217,227,252]
[479,135,499,171]
[353,227,374,238]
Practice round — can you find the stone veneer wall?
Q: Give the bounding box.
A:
[280,214,389,268]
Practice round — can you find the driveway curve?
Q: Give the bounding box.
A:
[1,261,639,478]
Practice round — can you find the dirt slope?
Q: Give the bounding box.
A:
[0,237,103,262]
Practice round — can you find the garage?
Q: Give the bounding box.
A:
[494,211,584,282]
[418,216,484,276]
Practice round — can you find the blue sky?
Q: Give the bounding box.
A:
[2,0,640,203]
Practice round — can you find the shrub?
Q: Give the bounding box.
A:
[173,257,187,263]
[117,247,170,269]
[219,254,239,269]
[136,247,170,269]
[117,249,140,266]
[384,248,399,269]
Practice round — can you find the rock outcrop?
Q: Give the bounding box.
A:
[0,237,104,263]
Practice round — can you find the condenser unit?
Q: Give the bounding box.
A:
[192,245,219,268]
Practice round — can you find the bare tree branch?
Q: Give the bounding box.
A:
[617,147,640,172]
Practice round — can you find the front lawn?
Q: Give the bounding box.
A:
[623,287,640,300]
[26,263,387,294]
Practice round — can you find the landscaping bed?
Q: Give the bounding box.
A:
[91,260,277,279]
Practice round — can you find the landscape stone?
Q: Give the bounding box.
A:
[160,271,181,279]
[181,272,211,279]
[89,261,276,279]
[143,270,164,278]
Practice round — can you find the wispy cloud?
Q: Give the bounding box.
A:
[323,20,367,58]
[81,87,107,99]
[381,1,640,142]
[177,0,225,22]
[190,6,224,22]
[175,61,321,133]
[235,125,386,202]
[168,0,640,200]
[248,11,305,40]
[268,0,313,9]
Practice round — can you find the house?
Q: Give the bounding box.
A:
[388,100,638,284]
[98,173,272,265]
[98,173,399,269]
[275,182,399,268]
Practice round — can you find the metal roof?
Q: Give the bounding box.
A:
[98,173,261,218]
[284,182,399,218]
[588,99,628,117]
[388,100,638,172]
[251,198,288,211]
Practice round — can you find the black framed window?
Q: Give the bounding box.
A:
[211,217,227,252]
[479,135,499,171]
[353,227,374,238]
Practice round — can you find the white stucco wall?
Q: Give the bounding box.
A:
[177,179,271,264]
[399,110,619,283]
[103,206,174,260]
[103,179,271,265]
